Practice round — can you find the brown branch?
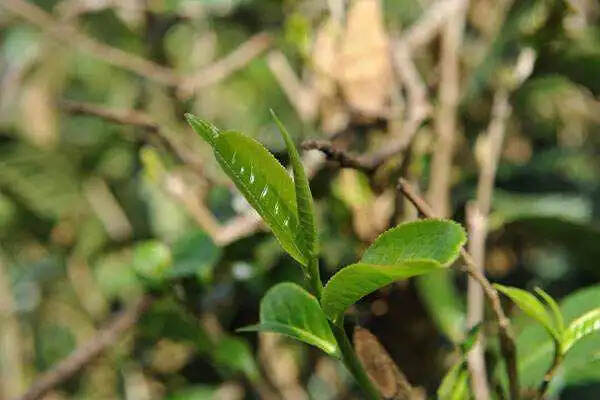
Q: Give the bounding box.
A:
[15,295,153,400]
[397,178,519,400]
[2,0,180,85]
[2,0,270,89]
[61,100,265,246]
[61,100,204,171]
[178,33,272,99]
[466,88,511,400]
[301,140,375,173]
[266,50,318,123]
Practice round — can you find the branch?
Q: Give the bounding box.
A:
[178,33,272,99]
[2,0,270,89]
[15,296,153,400]
[301,140,375,173]
[61,100,204,171]
[266,50,318,123]
[397,178,519,400]
[402,0,467,50]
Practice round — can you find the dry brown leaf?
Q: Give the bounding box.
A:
[338,0,394,117]
[353,327,414,399]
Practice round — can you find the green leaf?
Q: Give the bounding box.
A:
[494,284,560,342]
[438,361,469,400]
[321,219,466,322]
[212,336,260,382]
[271,110,317,256]
[562,308,600,354]
[168,230,221,282]
[360,219,466,266]
[238,282,339,357]
[416,272,466,344]
[322,261,442,322]
[132,240,172,286]
[185,114,306,266]
[535,287,565,335]
[497,285,600,395]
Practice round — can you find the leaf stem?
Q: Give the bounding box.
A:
[536,343,562,399]
[307,256,323,299]
[330,322,382,400]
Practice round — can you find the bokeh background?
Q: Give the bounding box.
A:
[0,0,599,399]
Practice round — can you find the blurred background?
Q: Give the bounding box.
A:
[0,0,599,399]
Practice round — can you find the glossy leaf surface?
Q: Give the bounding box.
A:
[495,284,560,341]
[271,110,317,256]
[239,283,339,357]
[186,114,306,265]
[322,219,466,322]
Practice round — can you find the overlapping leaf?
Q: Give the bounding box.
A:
[186,114,307,266]
[271,110,318,257]
[239,283,339,357]
[495,284,561,342]
[321,219,466,322]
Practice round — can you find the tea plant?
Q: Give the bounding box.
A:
[186,111,467,399]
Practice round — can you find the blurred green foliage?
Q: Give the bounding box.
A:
[0,0,599,399]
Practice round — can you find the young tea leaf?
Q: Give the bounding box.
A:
[562,308,600,354]
[321,219,466,322]
[535,287,565,335]
[271,110,317,256]
[494,284,561,342]
[185,114,307,266]
[238,282,340,357]
[360,219,467,266]
[322,261,442,322]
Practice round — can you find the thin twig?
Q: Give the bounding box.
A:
[402,0,468,50]
[536,350,562,399]
[466,88,510,400]
[266,50,318,123]
[61,100,203,171]
[2,0,179,85]
[397,178,519,400]
[2,0,270,89]
[14,295,153,400]
[178,33,272,98]
[302,140,375,173]
[426,0,467,219]
[61,100,268,247]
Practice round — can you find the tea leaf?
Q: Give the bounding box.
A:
[322,261,442,322]
[494,284,560,342]
[562,308,600,354]
[535,287,565,335]
[321,219,466,322]
[185,114,306,266]
[360,219,466,266]
[238,283,339,357]
[271,110,317,256]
